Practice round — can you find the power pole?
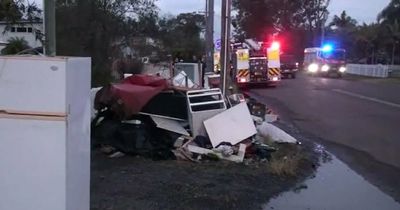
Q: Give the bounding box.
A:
[205,0,214,73]
[44,0,56,56]
[220,0,232,96]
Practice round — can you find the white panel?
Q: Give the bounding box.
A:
[204,102,257,148]
[236,49,250,70]
[66,58,91,210]
[0,118,66,210]
[0,56,67,113]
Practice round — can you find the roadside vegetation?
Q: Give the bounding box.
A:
[1,0,399,84]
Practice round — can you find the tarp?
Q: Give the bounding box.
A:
[95,75,169,119]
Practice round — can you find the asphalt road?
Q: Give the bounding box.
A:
[246,72,400,201]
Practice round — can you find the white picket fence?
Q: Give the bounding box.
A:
[388,65,400,78]
[346,64,390,78]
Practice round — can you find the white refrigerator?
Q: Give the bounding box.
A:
[0,56,91,210]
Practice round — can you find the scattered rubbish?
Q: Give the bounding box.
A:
[187,144,247,163]
[91,87,102,120]
[204,102,257,148]
[252,115,264,125]
[173,136,186,148]
[214,145,234,157]
[173,71,196,88]
[187,89,226,137]
[257,122,297,144]
[91,74,293,166]
[95,74,169,119]
[193,135,212,149]
[172,148,197,162]
[150,116,190,136]
[264,114,278,123]
[205,74,220,89]
[227,93,246,107]
[109,151,126,158]
[247,99,266,119]
[141,91,188,120]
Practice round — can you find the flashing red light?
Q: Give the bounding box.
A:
[270,41,280,51]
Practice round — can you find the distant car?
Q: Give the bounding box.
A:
[280,54,298,79]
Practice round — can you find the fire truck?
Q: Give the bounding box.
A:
[233,39,281,88]
[304,45,347,77]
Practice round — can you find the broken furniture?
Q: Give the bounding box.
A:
[203,102,257,148]
[186,88,227,137]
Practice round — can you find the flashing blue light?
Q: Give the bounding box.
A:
[322,44,333,52]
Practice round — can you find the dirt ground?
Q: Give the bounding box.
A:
[90,123,321,210]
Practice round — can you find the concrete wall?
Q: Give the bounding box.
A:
[0,22,43,52]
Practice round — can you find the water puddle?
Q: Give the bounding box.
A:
[264,154,400,210]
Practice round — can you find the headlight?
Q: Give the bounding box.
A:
[339,67,346,73]
[321,64,330,72]
[272,76,279,81]
[308,63,318,73]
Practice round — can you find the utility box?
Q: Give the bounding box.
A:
[0,56,91,210]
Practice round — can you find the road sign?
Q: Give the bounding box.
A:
[215,39,221,50]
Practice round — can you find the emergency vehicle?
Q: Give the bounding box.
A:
[304,45,347,77]
[233,39,281,87]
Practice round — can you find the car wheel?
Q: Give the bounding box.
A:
[291,73,296,79]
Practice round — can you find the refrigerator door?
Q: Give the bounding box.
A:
[0,56,67,114]
[0,117,67,210]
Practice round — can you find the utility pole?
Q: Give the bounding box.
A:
[205,0,214,73]
[220,0,231,96]
[44,0,56,56]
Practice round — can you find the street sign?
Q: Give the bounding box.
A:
[215,39,221,50]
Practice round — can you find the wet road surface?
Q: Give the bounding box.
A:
[246,73,400,202]
[264,154,400,210]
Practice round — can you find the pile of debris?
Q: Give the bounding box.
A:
[91,74,298,163]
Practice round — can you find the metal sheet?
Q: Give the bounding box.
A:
[204,102,257,147]
[151,116,190,136]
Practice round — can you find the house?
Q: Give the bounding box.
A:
[0,20,43,52]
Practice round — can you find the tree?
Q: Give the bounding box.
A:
[386,19,400,64]
[378,0,400,24]
[0,0,41,24]
[232,0,276,40]
[326,11,358,57]
[55,0,158,86]
[354,23,381,63]
[302,0,330,46]
[158,13,206,61]
[1,37,30,55]
[329,11,357,29]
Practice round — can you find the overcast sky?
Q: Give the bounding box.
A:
[34,0,391,23]
[155,0,391,23]
[34,0,391,38]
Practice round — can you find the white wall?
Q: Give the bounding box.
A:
[0,22,43,52]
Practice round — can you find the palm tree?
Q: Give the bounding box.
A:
[378,0,400,24]
[387,19,400,64]
[355,23,380,63]
[1,37,30,55]
[329,11,357,30]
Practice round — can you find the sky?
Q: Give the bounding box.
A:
[33,0,391,23]
[155,0,391,23]
[34,0,391,38]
